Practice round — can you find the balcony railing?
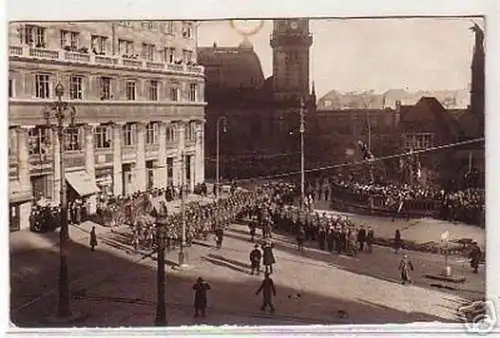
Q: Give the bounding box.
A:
[29,47,59,59]
[10,45,205,75]
[64,51,91,62]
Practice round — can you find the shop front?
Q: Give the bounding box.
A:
[9,189,34,232]
[95,167,114,196]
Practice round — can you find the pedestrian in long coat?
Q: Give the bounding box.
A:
[327,228,335,252]
[357,226,367,252]
[394,229,402,254]
[262,240,276,274]
[468,242,481,273]
[90,226,98,251]
[215,227,224,249]
[192,277,211,318]
[256,273,276,313]
[399,254,414,285]
[366,226,374,253]
[249,244,262,275]
[318,226,326,251]
[296,226,305,252]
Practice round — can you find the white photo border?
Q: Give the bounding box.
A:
[2,0,498,336]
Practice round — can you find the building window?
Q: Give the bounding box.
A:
[91,35,107,54]
[99,77,112,100]
[9,128,17,158]
[69,76,83,100]
[141,43,155,61]
[182,22,193,38]
[119,21,133,27]
[8,78,13,98]
[165,21,174,34]
[166,157,174,185]
[185,123,196,142]
[35,74,50,98]
[183,49,193,64]
[122,123,136,146]
[22,25,46,47]
[162,47,175,64]
[28,127,51,156]
[148,80,158,101]
[404,133,434,150]
[60,30,80,50]
[142,21,154,30]
[118,39,134,56]
[146,122,159,145]
[94,125,111,149]
[169,87,179,101]
[63,126,82,151]
[166,126,175,143]
[188,83,197,102]
[126,80,136,100]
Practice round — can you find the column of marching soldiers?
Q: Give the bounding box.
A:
[118,183,381,317]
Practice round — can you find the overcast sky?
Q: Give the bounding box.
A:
[198,17,484,98]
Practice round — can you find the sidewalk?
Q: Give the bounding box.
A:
[9,194,215,254]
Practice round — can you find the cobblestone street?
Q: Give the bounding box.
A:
[10,211,485,327]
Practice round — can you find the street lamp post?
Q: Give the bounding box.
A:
[43,82,76,320]
[178,151,188,267]
[154,204,168,326]
[299,98,306,210]
[215,116,227,198]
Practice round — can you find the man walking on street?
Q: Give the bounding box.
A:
[256,273,277,313]
[193,277,211,318]
[357,225,366,252]
[399,254,414,285]
[250,244,262,275]
[366,226,374,253]
[89,226,98,252]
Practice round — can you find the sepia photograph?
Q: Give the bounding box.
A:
[7,15,487,330]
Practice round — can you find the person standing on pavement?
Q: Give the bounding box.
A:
[256,272,277,313]
[399,254,414,285]
[394,229,402,254]
[296,226,305,252]
[215,226,224,249]
[249,217,257,243]
[468,241,482,274]
[89,226,98,252]
[250,244,262,275]
[262,239,276,274]
[357,225,366,252]
[193,277,211,318]
[366,226,375,253]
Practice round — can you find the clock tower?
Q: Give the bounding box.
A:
[271,19,312,101]
[270,19,314,152]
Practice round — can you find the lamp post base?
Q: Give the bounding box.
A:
[442,266,452,277]
[178,250,189,268]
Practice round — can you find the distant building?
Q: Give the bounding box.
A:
[198,19,316,179]
[8,21,206,231]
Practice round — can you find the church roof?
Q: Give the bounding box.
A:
[197,44,265,90]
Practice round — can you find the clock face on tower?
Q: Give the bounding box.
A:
[289,20,299,30]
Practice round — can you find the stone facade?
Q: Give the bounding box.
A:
[8,21,206,231]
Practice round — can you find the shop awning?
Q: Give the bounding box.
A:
[65,170,100,197]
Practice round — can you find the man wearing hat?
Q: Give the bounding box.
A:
[249,244,262,275]
[256,272,277,313]
[193,277,211,318]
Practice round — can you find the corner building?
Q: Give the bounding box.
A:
[8,21,206,231]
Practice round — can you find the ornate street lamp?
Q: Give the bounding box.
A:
[215,116,227,198]
[299,98,305,210]
[43,82,76,320]
[152,202,169,326]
